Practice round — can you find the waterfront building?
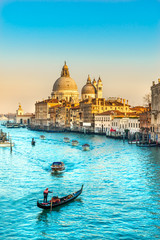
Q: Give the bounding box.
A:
[95,110,140,136]
[16,104,33,125]
[80,97,132,133]
[34,99,59,128]
[150,79,160,142]
[94,110,123,133]
[139,104,151,133]
[70,105,81,131]
[110,115,140,136]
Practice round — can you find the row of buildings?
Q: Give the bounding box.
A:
[16,62,151,138]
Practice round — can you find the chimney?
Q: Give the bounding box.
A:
[153,81,155,86]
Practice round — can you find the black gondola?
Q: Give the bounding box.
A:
[37,185,83,210]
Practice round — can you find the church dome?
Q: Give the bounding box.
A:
[81,75,96,95]
[53,76,78,92]
[51,62,79,103]
[52,62,78,92]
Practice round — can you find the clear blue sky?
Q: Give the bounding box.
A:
[0,0,160,113]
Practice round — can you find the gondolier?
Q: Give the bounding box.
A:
[43,188,52,202]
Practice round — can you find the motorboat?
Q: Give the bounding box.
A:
[40,135,46,140]
[82,144,90,151]
[51,162,65,172]
[63,137,70,143]
[72,140,79,146]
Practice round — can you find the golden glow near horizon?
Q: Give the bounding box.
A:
[0,58,159,114]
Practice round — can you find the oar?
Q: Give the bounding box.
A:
[50,191,54,211]
[50,201,52,211]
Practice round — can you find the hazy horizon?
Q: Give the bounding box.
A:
[0,0,160,114]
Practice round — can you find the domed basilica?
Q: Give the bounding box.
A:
[51,62,79,103]
[51,62,103,102]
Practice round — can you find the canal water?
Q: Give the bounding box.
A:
[0,126,160,240]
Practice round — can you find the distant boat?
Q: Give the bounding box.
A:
[72,140,79,146]
[37,185,83,210]
[51,162,65,172]
[128,140,140,144]
[137,142,157,147]
[63,137,70,143]
[40,135,46,140]
[82,144,90,151]
[6,123,20,128]
[0,141,14,148]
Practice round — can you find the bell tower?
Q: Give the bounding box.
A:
[16,104,24,116]
[96,76,103,99]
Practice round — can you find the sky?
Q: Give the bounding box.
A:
[0,0,160,113]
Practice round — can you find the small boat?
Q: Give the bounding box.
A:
[72,140,79,146]
[63,137,70,143]
[82,144,90,151]
[51,162,65,172]
[40,135,45,140]
[137,143,157,147]
[128,140,140,144]
[37,185,83,210]
[0,141,14,147]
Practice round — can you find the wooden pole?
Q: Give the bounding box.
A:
[10,137,12,153]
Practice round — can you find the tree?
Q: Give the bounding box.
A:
[143,93,151,107]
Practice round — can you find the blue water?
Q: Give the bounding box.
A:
[0,126,160,240]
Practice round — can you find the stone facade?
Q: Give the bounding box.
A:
[151,79,160,142]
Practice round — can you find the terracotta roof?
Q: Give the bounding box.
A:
[71,106,80,110]
[96,110,123,116]
[49,104,61,109]
[37,99,59,104]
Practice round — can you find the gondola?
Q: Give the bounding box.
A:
[37,185,83,210]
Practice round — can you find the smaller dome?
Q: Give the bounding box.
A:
[82,76,96,95]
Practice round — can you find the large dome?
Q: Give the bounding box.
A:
[51,62,79,103]
[81,83,96,94]
[53,76,78,92]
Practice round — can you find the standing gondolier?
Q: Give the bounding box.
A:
[43,188,52,202]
